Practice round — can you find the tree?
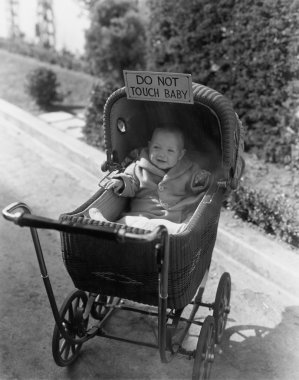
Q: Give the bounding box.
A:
[77,0,98,9]
[147,0,299,161]
[83,78,119,149]
[85,0,147,84]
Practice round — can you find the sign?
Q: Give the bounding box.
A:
[123,70,193,104]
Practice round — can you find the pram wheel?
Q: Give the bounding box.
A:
[91,294,113,320]
[192,315,215,380]
[52,290,88,367]
[213,272,231,344]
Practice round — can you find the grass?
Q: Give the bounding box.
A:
[0,49,96,116]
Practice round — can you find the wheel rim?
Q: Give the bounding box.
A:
[213,273,231,344]
[192,316,215,380]
[199,326,214,379]
[52,290,88,366]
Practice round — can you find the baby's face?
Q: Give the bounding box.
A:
[149,130,185,170]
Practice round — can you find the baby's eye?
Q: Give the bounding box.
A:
[168,149,175,153]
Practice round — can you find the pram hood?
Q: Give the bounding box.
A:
[102,82,244,190]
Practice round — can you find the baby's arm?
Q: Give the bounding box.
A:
[106,162,140,197]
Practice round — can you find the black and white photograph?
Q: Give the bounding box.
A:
[0,1,298,379]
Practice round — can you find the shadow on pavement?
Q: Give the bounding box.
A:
[218,306,299,380]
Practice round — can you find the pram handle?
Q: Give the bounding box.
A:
[2,202,164,243]
[2,202,170,349]
[2,201,31,223]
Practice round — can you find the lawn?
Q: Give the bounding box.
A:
[0,49,96,116]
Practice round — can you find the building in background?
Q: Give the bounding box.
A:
[35,0,56,49]
[0,0,90,56]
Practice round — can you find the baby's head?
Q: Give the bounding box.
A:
[149,126,186,170]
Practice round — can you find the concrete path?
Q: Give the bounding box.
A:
[1,98,298,298]
[1,99,299,380]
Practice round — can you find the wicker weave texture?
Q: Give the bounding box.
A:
[103,83,239,182]
[59,82,238,309]
[60,187,222,309]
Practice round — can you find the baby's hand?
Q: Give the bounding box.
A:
[194,171,209,186]
[105,178,124,192]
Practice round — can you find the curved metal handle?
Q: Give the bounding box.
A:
[116,225,167,243]
[3,202,167,245]
[2,202,31,224]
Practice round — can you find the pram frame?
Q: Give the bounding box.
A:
[2,189,225,376]
[2,81,242,378]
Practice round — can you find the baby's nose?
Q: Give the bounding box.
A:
[158,151,166,158]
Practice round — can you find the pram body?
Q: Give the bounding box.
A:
[3,80,244,379]
[60,82,243,309]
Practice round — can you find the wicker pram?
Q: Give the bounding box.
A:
[3,80,244,378]
[60,82,244,310]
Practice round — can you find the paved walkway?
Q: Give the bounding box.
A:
[1,115,299,380]
[1,100,299,380]
[1,99,298,298]
[39,110,85,139]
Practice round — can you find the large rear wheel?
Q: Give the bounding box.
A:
[213,272,231,344]
[192,315,215,380]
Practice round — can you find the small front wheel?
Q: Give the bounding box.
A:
[192,315,215,380]
[52,289,88,367]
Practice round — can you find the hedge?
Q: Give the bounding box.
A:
[147,0,299,163]
[225,184,299,248]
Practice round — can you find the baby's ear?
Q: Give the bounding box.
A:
[179,149,186,160]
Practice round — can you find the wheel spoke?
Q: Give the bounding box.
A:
[59,339,67,355]
[64,342,71,360]
[71,344,78,355]
[74,297,79,311]
[63,318,71,326]
[68,305,74,322]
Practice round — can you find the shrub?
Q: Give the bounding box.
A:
[225,184,299,248]
[83,78,119,149]
[85,0,147,83]
[25,66,63,107]
[147,0,299,163]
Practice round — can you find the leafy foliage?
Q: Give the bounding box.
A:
[147,0,299,163]
[76,0,98,10]
[83,78,119,148]
[85,0,147,84]
[225,184,299,248]
[25,66,63,107]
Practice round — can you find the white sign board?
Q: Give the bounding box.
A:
[123,70,194,104]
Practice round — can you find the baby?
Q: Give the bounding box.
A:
[89,126,210,233]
